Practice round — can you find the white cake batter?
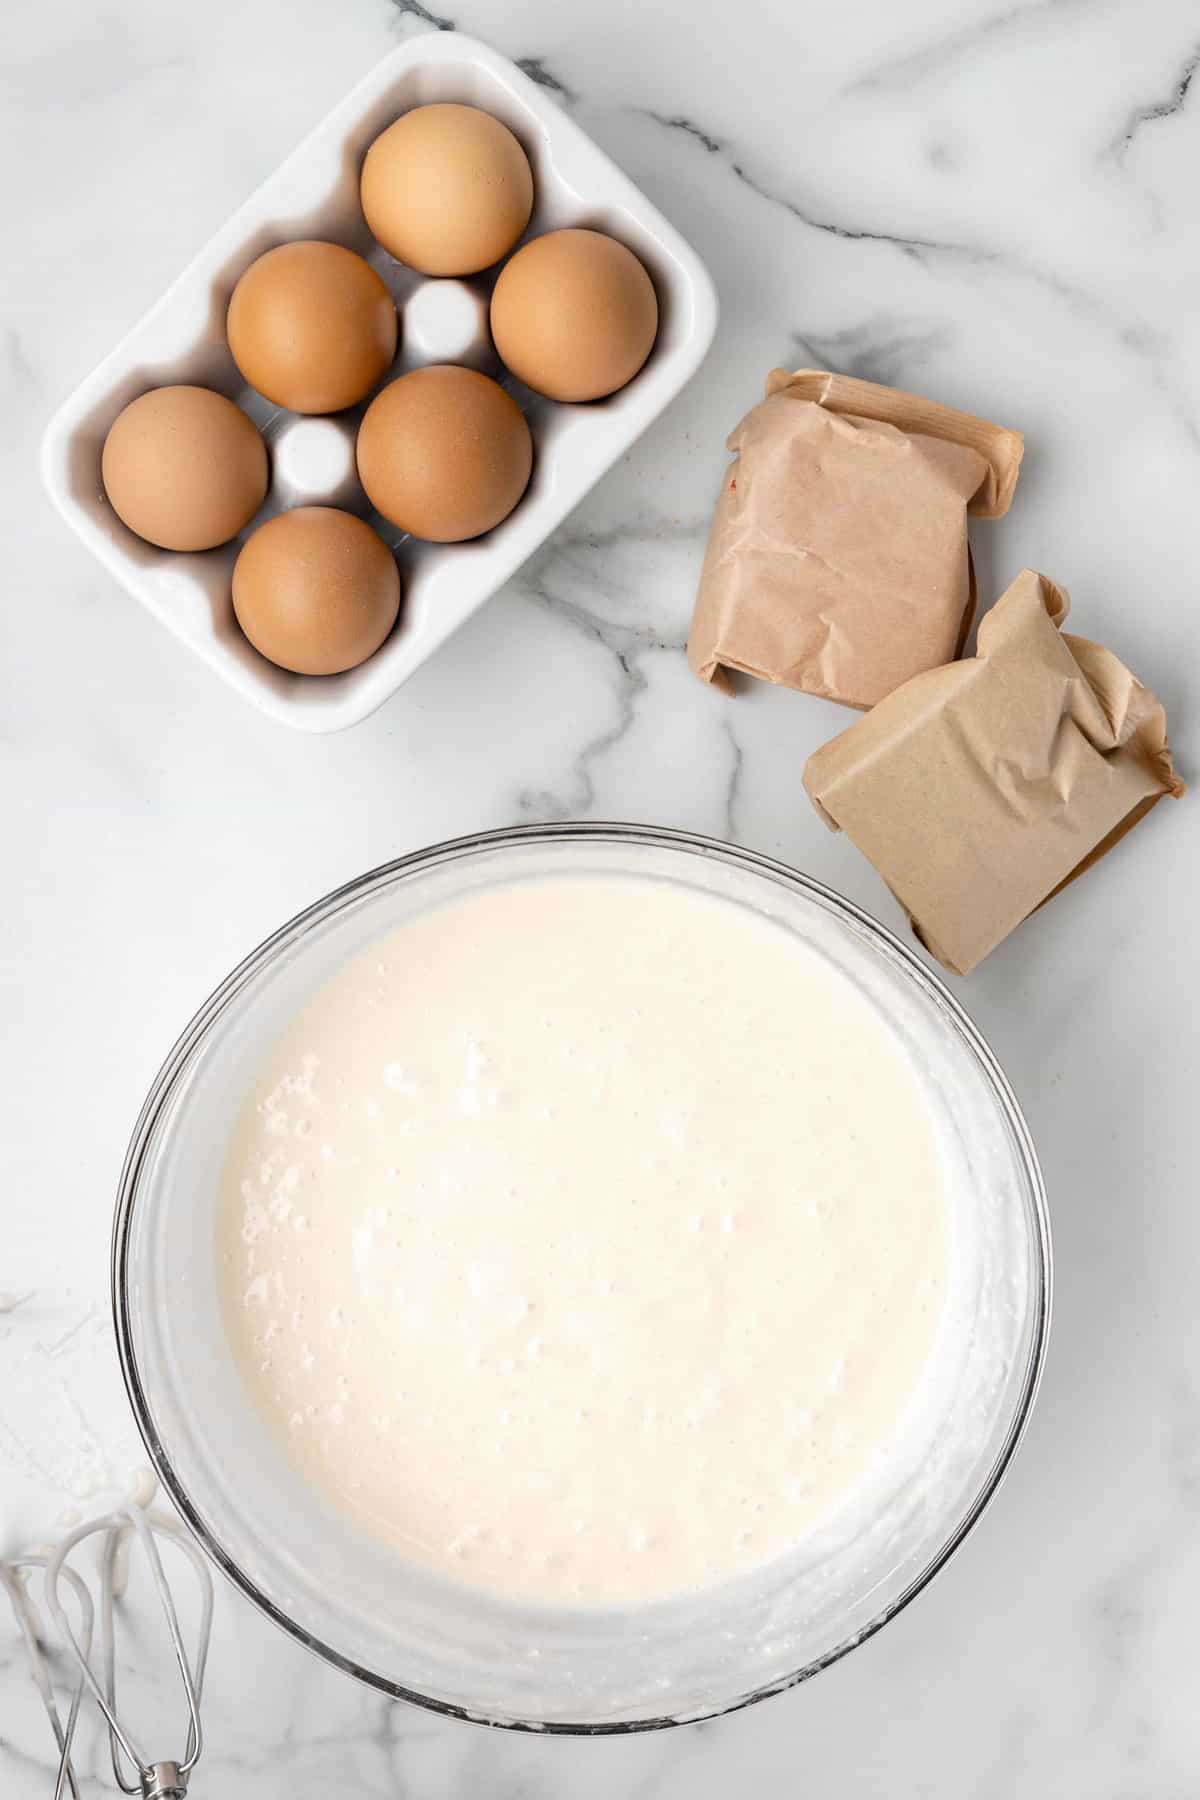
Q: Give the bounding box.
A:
[218,875,947,1605]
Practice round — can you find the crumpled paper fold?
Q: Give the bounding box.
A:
[689,367,1024,708]
[803,569,1185,974]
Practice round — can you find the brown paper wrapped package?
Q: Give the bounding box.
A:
[804,570,1184,975]
[689,368,1024,708]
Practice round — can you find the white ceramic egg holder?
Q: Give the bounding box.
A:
[40,34,718,733]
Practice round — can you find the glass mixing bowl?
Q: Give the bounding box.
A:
[113,824,1050,1732]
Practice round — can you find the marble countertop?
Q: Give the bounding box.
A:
[4,0,1198,1792]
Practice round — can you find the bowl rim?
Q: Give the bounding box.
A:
[111,821,1052,1734]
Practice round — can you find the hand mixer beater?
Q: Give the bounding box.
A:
[3,1504,213,1798]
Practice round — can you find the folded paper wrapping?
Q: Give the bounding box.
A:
[689,368,1024,709]
[804,570,1185,976]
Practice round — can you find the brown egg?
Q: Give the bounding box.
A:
[490,229,659,402]
[356,366,532,543]
[232,507,401,675]
[227,241,398,414]
[101,385,268,551]
[361,104,533,276]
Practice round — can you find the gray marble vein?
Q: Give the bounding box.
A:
[635,102,1200,452]
[514,57,577,104]
[637,109,971,259]
[718,720,745,842]
[509,519,704,818]
[843,0,1094,92]
[788,319,956,388]
[388,0,455,33]
[1105,38,1200,157]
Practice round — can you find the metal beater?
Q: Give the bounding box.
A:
[1,1552,92,1799]
[4,1504,213,1799]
